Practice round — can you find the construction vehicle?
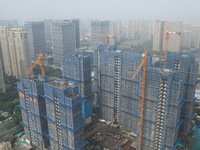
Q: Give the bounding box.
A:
[26,50,45,76]
[132,48,148,150]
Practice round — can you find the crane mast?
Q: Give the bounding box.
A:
[132,48,148,150]
[26,50,45,76]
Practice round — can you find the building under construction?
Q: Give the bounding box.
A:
[43,79,85,150]
[166,52,199,135]
[62,52,93,122]
[93,45,199,150]
[17,75,49,149]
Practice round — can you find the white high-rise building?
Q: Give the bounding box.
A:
[153,20,165,51]
[0,27,31,78]
[162,21,182,52]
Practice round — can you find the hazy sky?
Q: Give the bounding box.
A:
[1,0,200,24]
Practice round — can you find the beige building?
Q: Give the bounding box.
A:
[162,21,182,52]
[0,27,31,78]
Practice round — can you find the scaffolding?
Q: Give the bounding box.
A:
[17,75,49,149]
[166,52,199,135]
[43,79,85,150]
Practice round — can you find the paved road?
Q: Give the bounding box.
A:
[0,121,20,143]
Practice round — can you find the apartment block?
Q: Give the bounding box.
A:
[191,25,200,48]
[166,52,199,135]
[62,52,92,122]
[43,79,85,150]
[0,26,31,78]
[18,75,49,149]
[162,21,182,52]
[127,19,153,41]
[153,20,165,51]
[94,45,198,150]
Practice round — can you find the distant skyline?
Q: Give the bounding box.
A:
[1,0,200,24]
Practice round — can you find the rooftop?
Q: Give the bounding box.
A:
[28,75,44,83]
[48,79,74,89]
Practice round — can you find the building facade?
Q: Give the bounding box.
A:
[94,45,198,150]
[0,26,31,78]
[91,20,110,49]
[109,20,121,45]
[52,20,76,67]
[191,25,200,49]
[62,52,92,122]
[0,58,5,93]
[127,19,153,41]
[25,22,46,60]
[153,20,165,51]
[166,52,199,135]
[162,21,182,52]
[43,79,85,150]
[18,75,49,149]
[72,19,80,48]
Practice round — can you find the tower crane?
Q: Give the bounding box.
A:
[132,48,148,150]
[164,30,180,65]
[106,32,115,51]
[90,32,115,50]
[26,50,45,76]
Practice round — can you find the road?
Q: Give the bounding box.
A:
[0,121,20,142]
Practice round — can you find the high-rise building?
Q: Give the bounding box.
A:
[91,20,110,49]
[18,75,49,149]
[0,58,5,93]
[94,45,198,150]
[142,67,184,150]
[180,31,192,49]
[153,20,165,51]
[25,22,46,60]
[109,20,121,45]
[180,23,192,50]
[93,45,118,106]
[191,25,200,48]
[44,20,53,50]
[52,20,76,67]
[0,20,18,27]
[72,19,80,48]
[62,52,92,122]
[0,26,31,78]
[127,19,140,40]
[127,19,153,41]
[43,79,85,150]
[162,21,182,52]
[166,52,199,135]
